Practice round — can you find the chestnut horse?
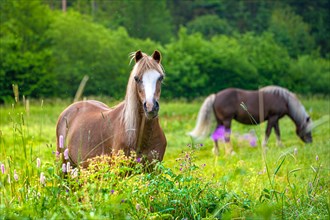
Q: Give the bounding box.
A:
[56,50,166,167]
[189,86,313,155]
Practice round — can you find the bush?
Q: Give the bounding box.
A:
[287,55,330,95]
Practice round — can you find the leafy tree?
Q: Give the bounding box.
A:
[287,55,330,94]
[0,0,54,102]
[66,0,174,44]
[48,10,162,99]
[186,15,233,39]
[268,7,316,58]
[238,32,291,88]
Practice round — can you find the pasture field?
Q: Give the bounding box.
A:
[0,97,329,219]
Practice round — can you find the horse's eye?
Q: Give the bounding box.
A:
[134,76,140,83]
[158,75,164,82]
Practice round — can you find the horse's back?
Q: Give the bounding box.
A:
[56,100,110,133]
[214,87,288,124]
[214,88,260,124]
[56,100,119,165]
[214,88,243,114]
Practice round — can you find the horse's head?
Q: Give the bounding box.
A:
[132,50,164,119]
[296,116,313,143]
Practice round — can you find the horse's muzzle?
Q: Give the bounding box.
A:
[143,100,159,119]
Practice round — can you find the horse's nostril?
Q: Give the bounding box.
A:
[154,101,159,111]
[143,102,147,111]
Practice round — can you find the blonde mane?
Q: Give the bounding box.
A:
[122,52,164,146]
[260,86,312,132]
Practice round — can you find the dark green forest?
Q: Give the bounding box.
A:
[0,0,329,102]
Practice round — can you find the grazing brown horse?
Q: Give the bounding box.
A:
[56,50,167,168]
[189,86,313,155]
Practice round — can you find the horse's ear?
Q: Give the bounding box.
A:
[152,50,161,63]
[135,50,143,63]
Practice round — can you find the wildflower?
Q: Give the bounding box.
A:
[199,143,203,147]
[1,164,5,174]
[136,157,141,163]
[40,172,46,185]
[66,162,71,173]
[294,148,298,156]
[14,170,19,181]
[211,126,225,142]
[36,158,41,168]
[56,151,60,158]
[64,149,69,160]
[135,203,141,211]
[62,163,67,173]
[71,168,78,178]
[316,155,319,161]
[249,136,257,147]
[110,189,115,194]
[59,135,64,148]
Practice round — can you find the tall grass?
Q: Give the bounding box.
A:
[0,97,329,219]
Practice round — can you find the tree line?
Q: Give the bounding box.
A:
[0,0,329,103]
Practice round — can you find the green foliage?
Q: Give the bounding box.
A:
[0,0,329,101]
[238,32,291,87]
[70,0,174,44]
[0,0,55,101]
[287,55,330,94]
[187,15,233,39]
[268,7,316,58]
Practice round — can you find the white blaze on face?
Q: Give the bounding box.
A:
[142,70,161,105]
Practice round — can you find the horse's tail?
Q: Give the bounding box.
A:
[188,94,216,139]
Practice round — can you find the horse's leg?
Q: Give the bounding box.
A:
[223,120,234,155]
[212,140,220,156]
[263,117,276,147]
[274,120,283,146]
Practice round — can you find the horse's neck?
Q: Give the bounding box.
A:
[136,116,156,154]
[286,101,304,128]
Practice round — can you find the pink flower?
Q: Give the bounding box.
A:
[249,136,257,147]
[211,126,226,142]
[14,170,19,181]
[62,163,67,173]
[1,164,5,174]
[36,158,41,168]
[59,135,64,149]
[64,149,69,160]
[40,172,46,185]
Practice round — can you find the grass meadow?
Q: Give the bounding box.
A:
[0,97,329,219]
